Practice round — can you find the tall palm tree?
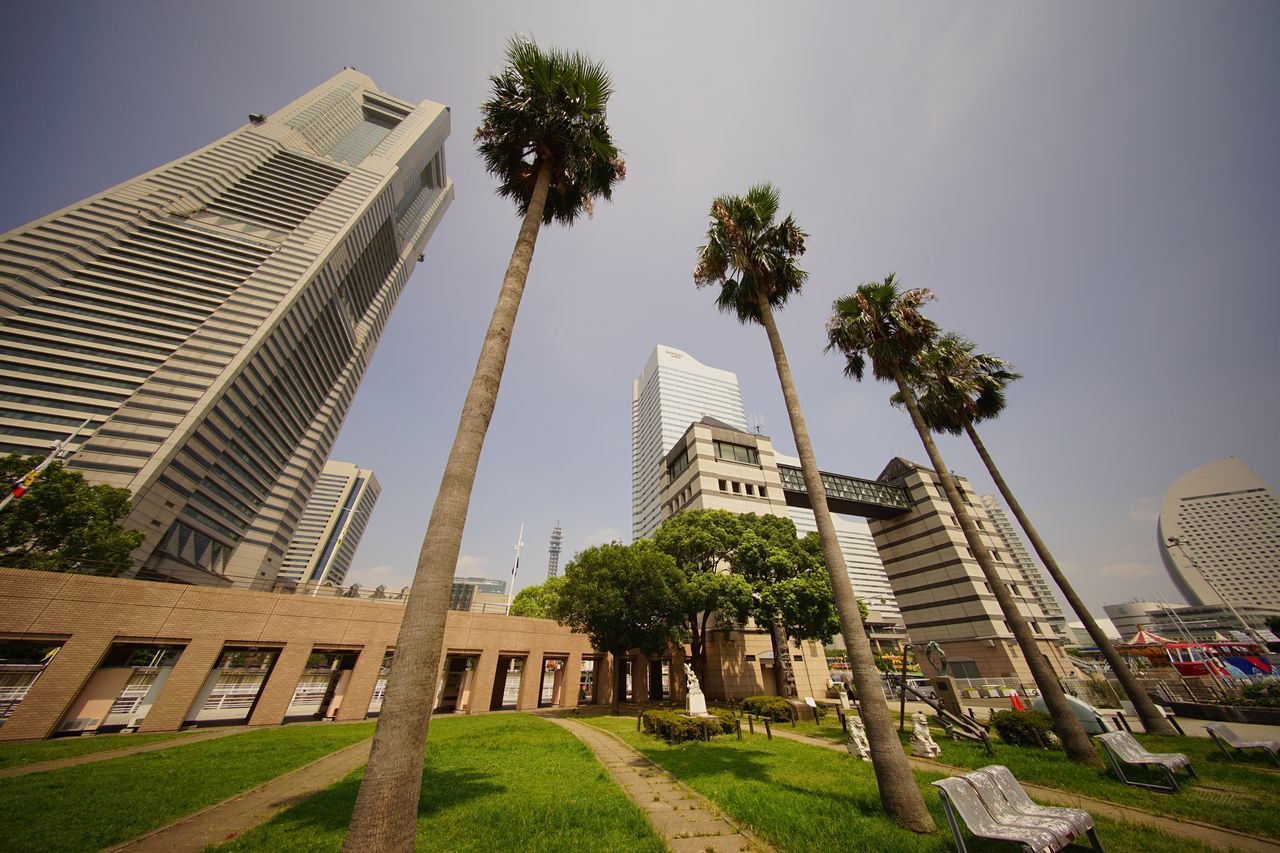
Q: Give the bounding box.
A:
[695,185,934,833]
[904,334,1176,736]
[344,38,625,851]
[826,276,1101,768]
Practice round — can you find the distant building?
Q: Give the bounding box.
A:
[0,69,452,588]
[278,461,380,586]
[453,576,506,595]
[1158,458,1280,611]
[869,458,1075,682]
[980,494,1069,640]
[1104,599,1277,644]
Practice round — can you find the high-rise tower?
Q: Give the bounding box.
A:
[980,494,1069,640]
[547,523,563,579]
[631,346,747,539]
[0,70,453,588]
[279,460,381,587]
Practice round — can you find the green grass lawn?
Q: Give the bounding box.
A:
[0,728,200,770]
[586,714,1215,853]
[0,721,375,852]
[785,714,1280,841]
[216,714,666,852]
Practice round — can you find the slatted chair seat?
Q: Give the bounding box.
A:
[976,765,1104,851]
[1094,731,1195,792]
[964,769,1078,848]
[1205,723,1280,765]
[932,777,1064,853]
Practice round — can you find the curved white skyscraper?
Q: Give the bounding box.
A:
[631,346,747,540]
[1158,457,1280,610]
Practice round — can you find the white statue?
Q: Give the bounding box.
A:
[684,663,707,716]
[910,710,941,758]
[845,716,871,761]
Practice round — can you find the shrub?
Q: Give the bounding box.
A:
[990,710,1058,749]
[707,707,738,732]
[741,695,794,722]
[641,710,728,743]
[1238,683,1280,708]
[1078,677,1120,708]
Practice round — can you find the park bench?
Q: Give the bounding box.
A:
[932,767,1103,852]
[1204,722,1280,765]
[1094,731,1195,792]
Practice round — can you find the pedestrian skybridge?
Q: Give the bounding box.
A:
[776,464,912,520]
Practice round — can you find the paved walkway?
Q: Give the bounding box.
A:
[767,726,1277,853]
[110,736,373,852]
[547,717,767,853]
[0,725,251,779]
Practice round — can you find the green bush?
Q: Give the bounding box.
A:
[990,710,1058,749]
[1078,678,1120,708]
[707,707,738,732]
[641,710,729,743]
[741,695,795,722]
[1238,683,1280,708]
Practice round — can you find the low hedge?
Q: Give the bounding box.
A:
[1238,683,1280,708]
[741,695,795,722]
[641,709,735,743]
[990,710,1058,749]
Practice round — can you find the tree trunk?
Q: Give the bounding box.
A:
[343,162,554,852]
[891,368,1100,767]
[766,614,797,697]
[964,422,1176,736]
[612,650,624,716]
[755,294,935,832]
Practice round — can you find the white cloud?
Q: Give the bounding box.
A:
[455,554,489,576]
[581,526,621,547]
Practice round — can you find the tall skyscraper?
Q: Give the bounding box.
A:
[980,494,1069,640]
[0,70,452,588]
[278,460,381,587]
[1159,458,1280,611]
[632,345,747,539]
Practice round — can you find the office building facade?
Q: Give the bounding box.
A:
[0,70,452,588]
[979,494,1069,640]
[1158,458,1280,611]
[278,460,380,587]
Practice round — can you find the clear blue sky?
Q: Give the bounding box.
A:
[2,1,1277,613]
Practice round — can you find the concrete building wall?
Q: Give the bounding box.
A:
[869,459,1074,682]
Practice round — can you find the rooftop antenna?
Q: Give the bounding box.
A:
[506,523,525,611]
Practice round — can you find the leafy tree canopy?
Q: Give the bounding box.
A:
[0,454,142,574]
[508,576,565,619]
[552,540,686,657]
[730,514,840,644]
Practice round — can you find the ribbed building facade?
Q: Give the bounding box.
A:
[979,494,1069,640]
[632,345,748,540]
[0,70,453,588]
[1158,457,1280,611]
[278,460,381,586]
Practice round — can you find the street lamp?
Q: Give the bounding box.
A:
[1165,536,1264,646]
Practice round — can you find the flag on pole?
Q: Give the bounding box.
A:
[8,468,39,499]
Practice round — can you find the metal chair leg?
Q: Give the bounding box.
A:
[1085,826,1106,852]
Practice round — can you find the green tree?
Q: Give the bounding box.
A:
[345,38,625,851]
[730,514,840,695]
[693,185,933,832]
[0,455,142,573]
[902,334,1176,737]
[508,576,565,618]
[1267,615,1280,637]
[652,510,752,683]
[825,276,1100,768]
[552,541,687,715]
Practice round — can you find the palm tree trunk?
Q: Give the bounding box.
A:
[963,422,1176,736]
[612,650,624,715]
[891,368,1100,767]
[756,293,935,832]
[343,161,553,852]
[767,613,797,697]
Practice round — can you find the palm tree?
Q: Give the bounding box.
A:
[825,276,1101,768]
[695,185,934,833]
[343,38,625,851]
[903,334,1176,736]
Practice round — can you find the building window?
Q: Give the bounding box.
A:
[718,479,727,492]
[745,483,755,496]
[667,444,692,481]
[713,440,758,465]
[759,485,767,498]
[731,481,741,494]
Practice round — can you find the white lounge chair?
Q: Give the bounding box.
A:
[1094,731,1195,792]
[1205,722,1280,765]
[975,765,1104,851]
[932,776,1064,853]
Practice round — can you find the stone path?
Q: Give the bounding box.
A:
[547,717,767,853]
[767,726,1278,853]
[109,736,373,852]
[0,725,251,779]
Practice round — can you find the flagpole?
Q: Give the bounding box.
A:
[0,418,92,512]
